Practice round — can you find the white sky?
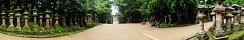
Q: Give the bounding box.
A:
[110,0,119,15]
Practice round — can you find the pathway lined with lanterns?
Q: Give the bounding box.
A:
[0,22,213,40]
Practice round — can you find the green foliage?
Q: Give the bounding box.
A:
[224,0,244,6]
[22,25,31,33]
[15,26,22,31]
[228,30,244,40]
[54,23,62,33]
[86,20,97,29]
[7,25,15,31]
[32,24,40,32]
[157,23,171,28]
[1,24,7,31]
[116,0,198,25]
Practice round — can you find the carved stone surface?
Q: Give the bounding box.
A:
[213,0,225,37]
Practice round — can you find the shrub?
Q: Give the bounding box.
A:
[22,25,31,33]
[86,20,97,29]
[157,23,171,28]
[1,24,7,31]
[32,24,40,32]
[15,26,22,31]
[54,23,62,33]
[7,25,15,31]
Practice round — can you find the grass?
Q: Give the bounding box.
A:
[206,31,215,40]
[227,30,244,40]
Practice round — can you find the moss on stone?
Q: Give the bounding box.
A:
[22,25,31,33]
[7,25,15,31]
[15,26,22,31]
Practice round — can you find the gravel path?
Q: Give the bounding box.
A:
[142,22,213,40]
[0,22,213,40]
[0,24,152,40]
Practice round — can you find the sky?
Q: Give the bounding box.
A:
[110,0,119,15]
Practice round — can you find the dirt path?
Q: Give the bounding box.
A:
[142,22,213,40]
[0,22,213,40]
[0,24,152,40]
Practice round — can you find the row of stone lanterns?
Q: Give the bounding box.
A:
[197,0,244,40]
[0,6,59,32]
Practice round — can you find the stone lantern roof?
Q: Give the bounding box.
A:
[213,6,225,12]
[45,10,52,14]
[198,5,207,9]
[54,13,60,19]
[225,7,234,18]
[1,11,6,15]
[23,11,29,15]
[231,4,240,8]
[240,8,244,16]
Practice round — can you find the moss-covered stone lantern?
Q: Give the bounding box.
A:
[213,0,225,37]
[14,6,22,31]
[45,9,53,31]
[0,11,7,31]
[225,7,234,32]
[231,4,240,25]
[7,10,15,31]
[196,1,207,40]
[22,10,31,32]
[240,8,244,24]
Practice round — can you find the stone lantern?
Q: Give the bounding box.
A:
[32,7,38,24]
[231,4,240,25]
[240,8,244,24]
[22,10,31,32]
[0,11,6,30]
[225,7,234,32]
[54,13,59,24]
[39,11,44,30]
[45,10,53,31]
[7,11,15,31]
[210,12,216,27]
[196,1,207,40]
[14,6,22,31]
[212,0,225,37]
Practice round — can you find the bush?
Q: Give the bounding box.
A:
[22,25,31,33]
[86,20,97,29]
[7,25,15,31]
[1,24,7,31]
[15,26,22,31]
[54,23,62,33]
[32,24,40,32]
[157,23,171,28]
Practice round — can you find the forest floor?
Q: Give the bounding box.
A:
[0,22,213,40]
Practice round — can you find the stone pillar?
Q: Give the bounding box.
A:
[39,12,44,30]
[210,12,216,27]
[0,11,6,30]
[225,7,234,32]
[62,17,67,27]
[213,0,225,37]
[231,4,240,25]
[240,8,244,24]
[197,1,207,40]
[231,4,241,32]
[45,10,52,31]
[22,11,31,32]
[55,14,59,24]
[33,11,38,24]
[24,11,29,27]
[14,8,22,31]
[7,12,15,31]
